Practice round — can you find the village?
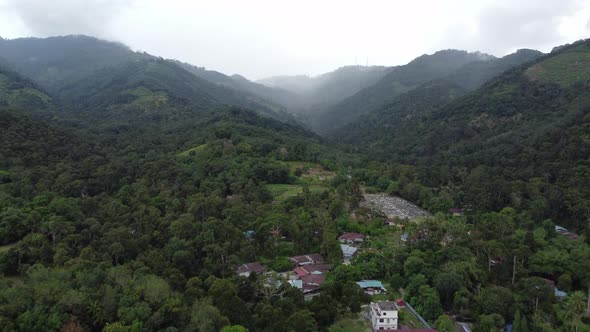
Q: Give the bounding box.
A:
[236,163,582,332]
[234,190,442,332]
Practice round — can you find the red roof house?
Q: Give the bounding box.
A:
[338,232,366,244]
[236,262,265,277]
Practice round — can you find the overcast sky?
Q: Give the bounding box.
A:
[0,0,589,80]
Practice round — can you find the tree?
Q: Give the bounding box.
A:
[414,285,443,322]
[220,325,248,332]
[434,314,453,332]
[187,299,229,332]
[285,310,317,332]
[570,243,590,313]
[434,271,463,308]
[475,314,504,332]
[512,310,528,332]
[561,291,586,332]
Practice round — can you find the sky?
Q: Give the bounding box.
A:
[0,0,589,80]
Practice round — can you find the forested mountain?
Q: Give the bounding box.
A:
[337,40,590,227]
[258,65,392,109]
[1,34,590,332]
[0,35,297,123]
[176,61,304,110]
[314,49,543,132]
[0,67,93,167]
[0,64,352,331]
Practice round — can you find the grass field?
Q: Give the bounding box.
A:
[526,44,590,87]
[399,307,425,329]
[328,316,371,332]
[265,184,327,201]
[177,143,208,157]
[0,243,16,253]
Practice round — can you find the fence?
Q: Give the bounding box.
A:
[404,301,432,329]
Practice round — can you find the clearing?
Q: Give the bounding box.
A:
[266,184,327,202]
[362,194,430,220]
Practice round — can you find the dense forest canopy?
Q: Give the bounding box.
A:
[0,35,589,332]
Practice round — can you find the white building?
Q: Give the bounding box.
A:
[340,244,358,262]
[369,301,398,331]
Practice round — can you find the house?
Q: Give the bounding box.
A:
[338,232,366,244]
[357,280,387,295]
[236,262,265,277]
[400,233,409,242]
[341,244,359,262]
[542,278,568,299]
[555,288,568,298]
[489,257,503,267]
[300,274,327,300]
[458,322,472,332]
[384,218,397,226]
[243,230,255,240]
[301,273,326,286]
[555,225,579,240]
[289,254,325,266]
[368,301,398,331]
[288,279,303,289]
[448,208,463,217]
[294,264,332,277]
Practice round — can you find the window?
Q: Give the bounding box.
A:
[379,319,384,323]
[383,312,386,315]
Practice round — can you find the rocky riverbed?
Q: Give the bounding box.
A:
[362,194,431,220]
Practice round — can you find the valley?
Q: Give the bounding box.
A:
[0,34,589,332]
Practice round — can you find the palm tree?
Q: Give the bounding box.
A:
[562,291,587,332]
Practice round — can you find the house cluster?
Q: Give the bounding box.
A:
[338,232,365,263]
[288,254,330,299]
[234,254,331,300]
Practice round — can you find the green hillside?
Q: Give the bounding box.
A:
[0,36,295,124]
[525,44,590,86]
[315,49,542,133]
[337,40,590,226]
[0,35,589,332]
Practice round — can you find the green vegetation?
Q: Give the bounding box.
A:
[0,243,16,253]
[399,307,424,329]
[266,184,328,202]
[313,48,541,133]
[335,39,590,228]
[328,316,371,332]
[0,35,589,332]
[526,44,590,86]
[177,143,209,157]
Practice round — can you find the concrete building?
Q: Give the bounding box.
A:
[368,301,398,331]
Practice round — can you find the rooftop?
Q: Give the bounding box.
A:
[302,264,331,274]
[357,280,386,290]
[300,274,326,286]
[338,232,365,241]
[371,301,397,312]
[341,244,359,256]
[288,279,303,289]
[236,262,265,274]
[289,253,325,265]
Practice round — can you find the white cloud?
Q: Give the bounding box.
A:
[0,0,588,79]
